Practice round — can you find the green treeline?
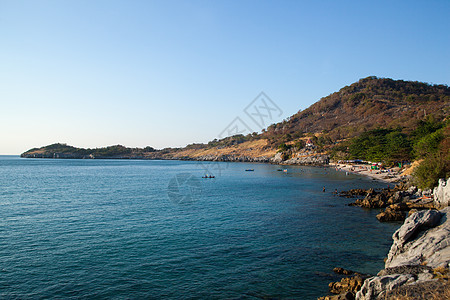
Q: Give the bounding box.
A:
[31,143,156,157]
[337,118,449,189]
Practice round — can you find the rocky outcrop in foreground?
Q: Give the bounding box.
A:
[347,186,435,222]
[434,178,450,209]
[320,207,450,300]
[356,207,450,299]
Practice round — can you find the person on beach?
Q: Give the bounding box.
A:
[323,186,326,192]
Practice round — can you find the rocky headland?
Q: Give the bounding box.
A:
[320,178,450,300]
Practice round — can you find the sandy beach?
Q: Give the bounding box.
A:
[329,162,406,183]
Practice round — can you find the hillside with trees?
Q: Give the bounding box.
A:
[21,76,449,188]
[262,76,449,145]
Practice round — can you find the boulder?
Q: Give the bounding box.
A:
[385,208,450,269]
[376,209,405,222]
[434,177,450,208]
[271,152,283,163]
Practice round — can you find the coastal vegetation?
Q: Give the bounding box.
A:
[22,143,156,158]
[332,118,449,189]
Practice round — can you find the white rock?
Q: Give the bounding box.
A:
[385,207,450,269]
[271,152,283,163]
[392,209,441,245]
[434,178,450,208]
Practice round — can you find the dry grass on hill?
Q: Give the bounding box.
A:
[172,139,278,159]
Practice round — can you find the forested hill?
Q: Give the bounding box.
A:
[20,144,158,159]
[262,76,449,143]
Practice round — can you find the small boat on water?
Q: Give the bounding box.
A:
[277,169,283,171]
[202,175,215,178]
[245,169,254,172]
[282,169,288,173]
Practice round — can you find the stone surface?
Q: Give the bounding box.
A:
[329,275,365,294]
[354,207,450,299]
[355,274,415,300]
[376,204,408,222]
[434,177,450,208]
[284,154,329,165]
[390,209,442,249]
[377,265,432,276]
[271,152,283,163]
[385,208,449,269]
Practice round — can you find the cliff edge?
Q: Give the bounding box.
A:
[356,207,450,299]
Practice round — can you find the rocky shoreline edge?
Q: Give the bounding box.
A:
[319,178,450,300]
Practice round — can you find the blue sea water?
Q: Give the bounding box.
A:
[0,156,399,299]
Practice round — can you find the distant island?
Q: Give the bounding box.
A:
[22,76,449,189]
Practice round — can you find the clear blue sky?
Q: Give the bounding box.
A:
[1,0,449,154]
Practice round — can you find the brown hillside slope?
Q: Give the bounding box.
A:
[263,76,450,143]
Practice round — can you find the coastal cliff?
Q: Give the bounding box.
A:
[356,207,450,299]
[321,187,450,300]
[319,183,450,300]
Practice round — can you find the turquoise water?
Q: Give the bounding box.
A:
[0,156,399,299]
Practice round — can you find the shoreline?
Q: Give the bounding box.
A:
[329,162,404,184]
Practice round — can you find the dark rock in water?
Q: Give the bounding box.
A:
[376,209,405,222]
[339,189,369,198]
[333,267,355,276]
[348,188,406,209]
[328,275,367,294]
[352,193,388,208]
[376,203,409,222]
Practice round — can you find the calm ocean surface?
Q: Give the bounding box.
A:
[0,156,399,299]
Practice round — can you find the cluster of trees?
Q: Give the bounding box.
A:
[331,118,449,189]
[347,129,411,163]
[206,132,260,148]
[28,143,158,157]
[260,77,449,143]
[412,120,449,189]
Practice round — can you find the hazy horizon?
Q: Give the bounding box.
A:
[1,0,449,155]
